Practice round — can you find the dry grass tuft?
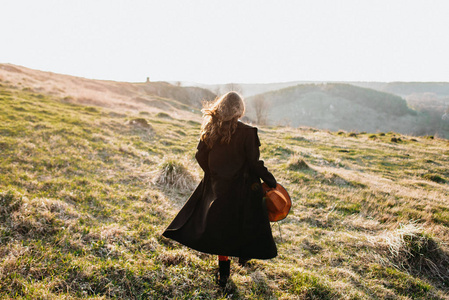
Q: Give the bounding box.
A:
[323,172,348,186]
[12,197,79,235]
[100,224,132,243]
[288,156,309,171]
[382,223,425,258]
[377,223,449,283]
[153,157,197,191]
[125,118,154,130]
[155,112,172,119]
[158,249,199,266]
[423,173,446,184]
[0,192,79,237]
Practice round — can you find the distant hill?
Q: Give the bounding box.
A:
[246,83,449,137]
[344,83,449,137]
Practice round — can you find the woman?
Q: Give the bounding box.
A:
[162,91,277,287]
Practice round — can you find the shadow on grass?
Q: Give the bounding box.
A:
[404,236,449,288]
[218,278,242,299]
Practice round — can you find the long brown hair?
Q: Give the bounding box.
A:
[200,91,245,148]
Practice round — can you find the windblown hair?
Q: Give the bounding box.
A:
[200,91,245,148]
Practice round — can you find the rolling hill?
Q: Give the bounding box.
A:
[182,79,449,138]
[245,83,449,138]
[1,72,449,299]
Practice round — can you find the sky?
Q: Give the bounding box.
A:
[2,0,449,84]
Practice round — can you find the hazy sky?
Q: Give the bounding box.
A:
[2,0,449,84]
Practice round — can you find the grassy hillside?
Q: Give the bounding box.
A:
[0,63,214,120]
[1,83,449,299]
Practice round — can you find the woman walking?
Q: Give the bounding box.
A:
[162,91,277,287]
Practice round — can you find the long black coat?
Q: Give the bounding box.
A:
[162,122,277,259]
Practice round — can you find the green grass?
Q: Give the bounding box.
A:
[1,83,449,299]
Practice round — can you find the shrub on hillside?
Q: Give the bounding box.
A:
[84,106,99,113]
[288,157,310,171]
[423,173,446,183]
[126,118,153,129]
[154,158,197,191]
[156,112,172,119]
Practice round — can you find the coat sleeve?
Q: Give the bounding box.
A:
[245,128,277,188]
[195,140,210,174]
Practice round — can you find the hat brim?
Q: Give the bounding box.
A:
[262,183,292,222]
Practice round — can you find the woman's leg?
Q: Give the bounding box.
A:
[218,256,230,287]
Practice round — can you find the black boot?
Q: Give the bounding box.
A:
[218,260,230,287]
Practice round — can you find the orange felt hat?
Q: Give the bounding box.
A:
[262,183,292,222]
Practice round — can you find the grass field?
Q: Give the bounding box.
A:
[1,82,449,299]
